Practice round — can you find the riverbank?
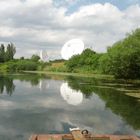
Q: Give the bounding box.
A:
[23,70,140,85]
[23,71,140,101]
[23,70,113,79]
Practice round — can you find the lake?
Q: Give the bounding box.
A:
[0,73,140,140]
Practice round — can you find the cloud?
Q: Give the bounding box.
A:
[0,79,139,139]
[0,0,140,59]
[0,99,15,109]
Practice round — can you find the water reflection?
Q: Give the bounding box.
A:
[39,79,50,90]
[0,74,140,140]
[0,76,15,95]
[66,76,140,130]
[0,74,48,95]
[60,82,83,106]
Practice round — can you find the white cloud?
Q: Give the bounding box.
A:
[0,1,140,59]
[68,3,123,19]
[26,0,52,6]
[0,27,16,37]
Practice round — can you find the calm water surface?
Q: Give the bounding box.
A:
[0,74,140,140]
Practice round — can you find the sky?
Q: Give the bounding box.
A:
[0,0,140,60]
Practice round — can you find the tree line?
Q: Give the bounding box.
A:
[0,42,48,72]
[0,43,16,63]
[1,28,140,79]
[66,28,140,79]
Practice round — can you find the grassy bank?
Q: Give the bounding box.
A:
[23,70,113,79]
[23,70,140,85]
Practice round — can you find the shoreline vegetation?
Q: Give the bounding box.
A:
[23,70,140,84]
[23,70,114,79]
[0,28,140,80]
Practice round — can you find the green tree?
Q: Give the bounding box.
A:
[20,56,24,60]
[99,28,140,79]
[31,54,40,62]
[0,44,5,63]
[99,53,111,74]
[66,48,101,73]
[5,43,16,61]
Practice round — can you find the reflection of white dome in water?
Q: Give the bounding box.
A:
[60,83,83,106]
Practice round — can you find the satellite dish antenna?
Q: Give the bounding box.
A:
[60,82,83,106]
[61,39,84,60]
[40,50,48,61]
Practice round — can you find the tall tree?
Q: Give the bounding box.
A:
[0,44,5,63]
[5,43,16,61]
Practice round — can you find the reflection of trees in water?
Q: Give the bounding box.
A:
[66,76,140,130]
[66,76,99,98]
[0,76,15,96]
[92,87,140,130]
[14,74,51,87]
[16,75,40,86]
[0,74,47,95]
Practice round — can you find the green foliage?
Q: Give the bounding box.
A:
[0,60,39,72]
[0,43,16,63]
[44,62,67,72]
[65,28,140,79]
[98,53,111,74]
[12,60,38,71]
[0,63,9,72]
[99,28,140,79]
[0,44,5,63]
[66,54,80,72]
[66,48,102,73]
[5,43,16,61]
[20,56,24,60]
[31,54,40,62]
[49,59,65,63]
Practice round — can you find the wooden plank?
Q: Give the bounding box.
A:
[62,134,74,140]
[71,130,87,140]
[129,136,140,140]
[36,135,63,140]
[29,134,140,140]
[52,135,63,140]
[109,135,140,140]
[37,135,52,140]
[110,135,122,140]
[29,135,38,140]
[92,135,140,140]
